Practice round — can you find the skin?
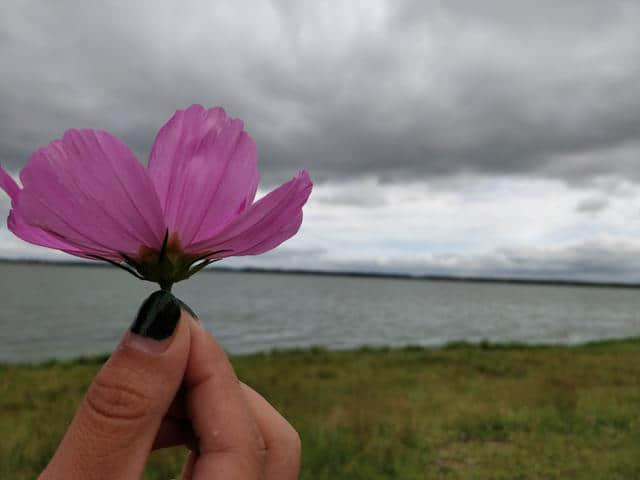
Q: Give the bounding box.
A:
[39,311,301,480]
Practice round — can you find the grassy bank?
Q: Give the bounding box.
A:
[2,339,640,479]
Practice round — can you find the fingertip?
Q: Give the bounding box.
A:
[177,298,199,320]
[130,290,181,341]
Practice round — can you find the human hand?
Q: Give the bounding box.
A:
[39,290,301,479]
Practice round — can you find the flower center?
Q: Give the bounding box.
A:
[121,231,220,290]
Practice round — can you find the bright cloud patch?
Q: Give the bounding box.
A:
[222,175,640,282]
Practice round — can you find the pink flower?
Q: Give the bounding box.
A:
[0,105,312,290]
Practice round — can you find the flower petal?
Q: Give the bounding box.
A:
[235,211,304,256]
[4,159,128,259]
[14,130,165,257]
[147,105,259,246]
[8,209,121,260]
[188,170,312,257]
[0,165,19,201]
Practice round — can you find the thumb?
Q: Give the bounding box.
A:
[40,290,191,480]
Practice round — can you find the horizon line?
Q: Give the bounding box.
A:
[0,257,637,290]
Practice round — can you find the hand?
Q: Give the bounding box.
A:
[39,290,301,479]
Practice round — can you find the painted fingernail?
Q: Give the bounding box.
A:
[130,290,181,340]
[177,298,199,320]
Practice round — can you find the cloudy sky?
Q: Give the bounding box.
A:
[1,1,640,282]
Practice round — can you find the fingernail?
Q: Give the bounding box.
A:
[130,290,181,341]
[177,298,199,320]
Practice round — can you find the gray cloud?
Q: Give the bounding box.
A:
[1,1,640,186]
[312,179,389,207]
[576,196,609,214]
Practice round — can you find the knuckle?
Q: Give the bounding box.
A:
[255,443,268,465]
[275,423,301,472]
[228,449,265,477]
[288,427,302,454]
[250,430,268,466]
[282,424,302,456]
[84,373,153,423]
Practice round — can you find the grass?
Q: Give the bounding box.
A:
[2,339,640,479]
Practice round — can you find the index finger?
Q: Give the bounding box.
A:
[183,316,266,479]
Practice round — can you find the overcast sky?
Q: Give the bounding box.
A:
[1,0,640,282]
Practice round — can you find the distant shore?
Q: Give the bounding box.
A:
[1,257,638,290]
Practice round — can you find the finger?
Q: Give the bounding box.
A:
[40,290,192,480]
[181,451,197,480]
[184,319,266,479]
[240,383,301,480]
[152,391,194,450]
[166,387,188,419]
[152,417,196,450]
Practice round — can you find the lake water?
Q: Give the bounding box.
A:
[0,263,638,363]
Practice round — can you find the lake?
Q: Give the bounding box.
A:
[0,263,638,363]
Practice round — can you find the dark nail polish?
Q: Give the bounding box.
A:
[131,290,181,340]
[177,299,199,320]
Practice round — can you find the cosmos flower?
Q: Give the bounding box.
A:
[0,105,312,290]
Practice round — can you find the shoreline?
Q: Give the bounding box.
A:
[3,336,639,367]
[1,257,638,290]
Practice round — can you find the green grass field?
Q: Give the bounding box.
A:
[2,339,640,479]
